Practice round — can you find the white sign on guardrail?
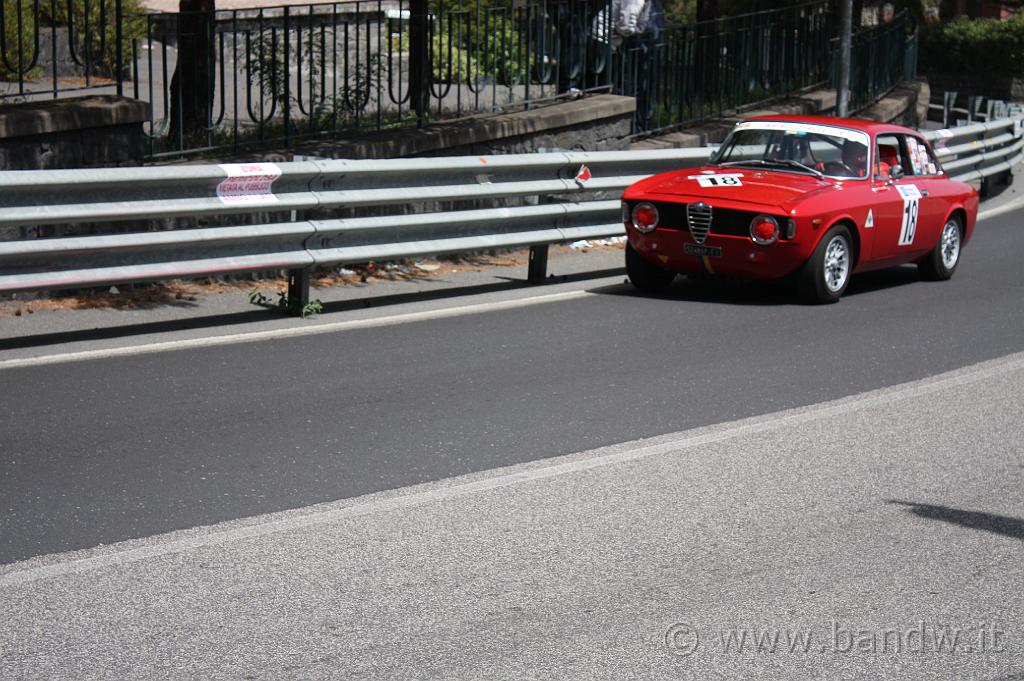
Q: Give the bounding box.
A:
[216,163,282,205]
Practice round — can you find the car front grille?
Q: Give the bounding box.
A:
[686,202,713,244]
[631,201,784,241]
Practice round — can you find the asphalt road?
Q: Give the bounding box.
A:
[1,204,1023,678]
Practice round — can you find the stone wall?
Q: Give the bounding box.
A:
[0,95,149,170]
[634,80,930,151]
[283,94,636,161]
[858,79,930,129]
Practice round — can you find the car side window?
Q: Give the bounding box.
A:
[905,135,942,176]
[875,134,903,179]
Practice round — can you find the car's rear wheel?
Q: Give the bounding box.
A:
[918,215,962,281]
[626,242,675,292]
[798,224,852,304]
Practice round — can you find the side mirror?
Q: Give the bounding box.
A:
[889,165,905,182]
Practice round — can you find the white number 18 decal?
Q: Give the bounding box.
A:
[694,174,744,188]
[897,184,922,246]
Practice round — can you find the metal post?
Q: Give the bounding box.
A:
[837,0,851,117]
[527,245,549,284]
[115,0,124,96]
[409,0,430,127]
[283,6,291,144]
[287,268,310,315]
[943,91,957,128]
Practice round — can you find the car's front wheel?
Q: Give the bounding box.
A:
[798,224,853,304]
[918,215,962,281]
[626,242,675,292]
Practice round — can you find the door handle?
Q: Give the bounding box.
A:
[920,189,930,197]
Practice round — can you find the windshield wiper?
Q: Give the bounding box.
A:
[716,159,824,179]
[767,159,825,179]
[716,160,771,168]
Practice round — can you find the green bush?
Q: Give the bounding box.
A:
[1,0,40,80]
[920,13,1024,76]
[0,0,146,81]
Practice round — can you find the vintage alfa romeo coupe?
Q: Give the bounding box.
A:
[621,116,979,303]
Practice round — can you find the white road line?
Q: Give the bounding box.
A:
[978,196,1024,221]
[0,289,596,371]
[2,349,1022,587]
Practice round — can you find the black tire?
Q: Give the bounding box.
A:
[918,215,963,281]
[626,242,675,292]
[798,224,853,304]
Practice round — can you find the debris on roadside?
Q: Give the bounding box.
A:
[0,244,620,318]
[570,236,627,249]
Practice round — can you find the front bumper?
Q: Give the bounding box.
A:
[628,228,811,279]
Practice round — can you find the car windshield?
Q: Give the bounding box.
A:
[710,121,872,179]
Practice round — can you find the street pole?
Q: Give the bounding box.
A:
[409,0,430,128]
[837,0,852,117]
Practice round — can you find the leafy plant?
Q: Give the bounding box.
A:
[920,13,1024,77]
[1,0,41,80]
[244,25,385,131]
[248,287,323,317]
[0,0,147,81]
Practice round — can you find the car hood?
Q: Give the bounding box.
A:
[636,167,840,210]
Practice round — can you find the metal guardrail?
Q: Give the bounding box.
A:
[0,115,1020,305]
[0,148,707,301]
[929,93,1024,129]
[925,115,1024,188]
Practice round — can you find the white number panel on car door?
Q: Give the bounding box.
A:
[896,184,922,246]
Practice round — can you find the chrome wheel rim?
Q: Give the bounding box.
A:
[823,235,850,293]
[940,220,961,270]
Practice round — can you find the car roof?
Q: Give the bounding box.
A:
[741,114,922,137]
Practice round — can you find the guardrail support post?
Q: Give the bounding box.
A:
[287,268,310,315]
[528,245,549,284]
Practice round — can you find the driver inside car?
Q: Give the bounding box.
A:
[839,139,868,177]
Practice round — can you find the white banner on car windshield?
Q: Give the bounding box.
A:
[736,121,869,145]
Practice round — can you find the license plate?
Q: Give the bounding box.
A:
[685,244,722,257]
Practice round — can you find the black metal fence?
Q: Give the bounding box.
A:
[0,0,129,98]
[131,0,616,157]
[0,0,918,158]
[842,9,918,112]
[615,1,834,135]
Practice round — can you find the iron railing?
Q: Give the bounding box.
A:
[0,0,128,99]
[839,10,918,112]
[615,1,834,135]
[1,0,919,158]
[130,0,615,158]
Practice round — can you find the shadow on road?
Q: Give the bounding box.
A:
[0,268,625,352]
[888,500,1024,541]
[593,264,924,306]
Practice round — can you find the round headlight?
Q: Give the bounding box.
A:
[632,202,659,233]
[750,215,780,246]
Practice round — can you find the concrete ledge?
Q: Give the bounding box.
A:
[632,89,839,150]
[290,94,636,159]
[858,79,929,128]
[0,95,150,169]
[633,80,927,151]
[0,96,149,139]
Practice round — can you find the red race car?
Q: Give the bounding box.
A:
[621,116,979,303]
